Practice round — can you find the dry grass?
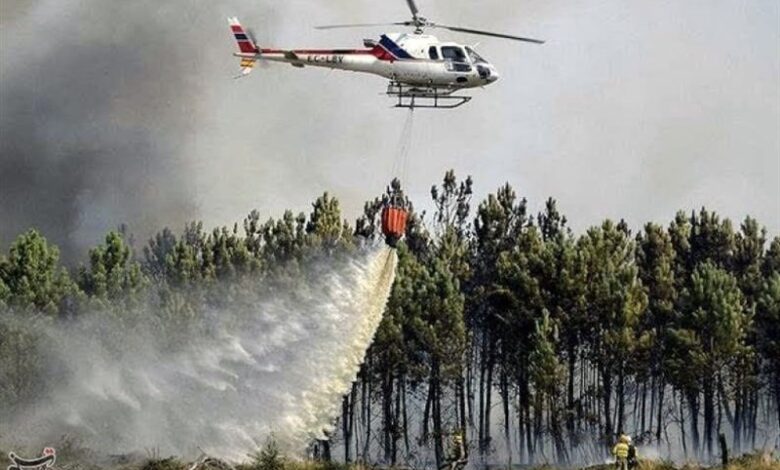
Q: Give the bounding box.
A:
[573,451,778,470]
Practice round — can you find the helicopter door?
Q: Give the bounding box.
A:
[441,46,472,73]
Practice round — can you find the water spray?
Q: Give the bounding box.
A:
[2,245,398,462]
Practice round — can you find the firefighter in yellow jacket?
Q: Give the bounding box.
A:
[613,434,630,470]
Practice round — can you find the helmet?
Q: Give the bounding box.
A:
[626,436,632,444]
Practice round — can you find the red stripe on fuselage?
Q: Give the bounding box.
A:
[370,45,396,62]
[258,47,402,62]
[260,48,374,55]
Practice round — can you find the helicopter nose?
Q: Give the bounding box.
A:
[488,70,500,83]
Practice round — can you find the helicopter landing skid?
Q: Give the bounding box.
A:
[386,82,472,109]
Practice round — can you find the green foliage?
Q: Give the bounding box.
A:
[635,223,677,382]
[667,262,746,387]
[682,262,746,373]
[763,237,780,275]
[381,243,466,384]
[756,273,780,376]
[0,229,76,314]
[579,220,647,369]
[307,192,350,251]
[247,436,286,470]
[529,311,564,397]
[78,231,147,304]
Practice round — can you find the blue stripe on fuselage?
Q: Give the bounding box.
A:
[379,35,413,59]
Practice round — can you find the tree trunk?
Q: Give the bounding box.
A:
[518,390,525,464]
[483,351,495,452]
[342,391,353,462]
[602,366,614,446]
[392,375,401,464]
[617,361,626,436]
[519,364,533,463]
[424,380,434,441]
[641,379,647,436]
[656,381,665,442]
[382,371,394,463]
[467,344,475,428]
[501,371,512,467]
[402,375,410,455]
[703,379,714,458]
[687,390,700,459]
[547,391,568,464]
[457,372,468,457]
[567,342,577,446]
[679,391,688,458]
[774,372,780,429]
[432,360,444,470]
[478,333,487,451]
[318,438,332,461]
[363,369,373,460]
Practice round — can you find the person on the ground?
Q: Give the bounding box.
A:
[626,435,638,470]
[612,434,630,470]
[440,431,467,470]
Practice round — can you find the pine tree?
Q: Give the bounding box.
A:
[0,229,76,314]
[471,183,528,456]
[578,220,647,445]
[673,262,746,458]
[78,231,146,303]
[756,273,780,428]
[536,198,585,452]
[529,311,567,462]
[636,223,677,440]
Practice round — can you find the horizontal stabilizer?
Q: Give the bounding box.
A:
[284,51,305,68]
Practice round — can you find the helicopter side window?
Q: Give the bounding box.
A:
[429,46,439,60]
[441,46,466,62]
[441,46,472,72]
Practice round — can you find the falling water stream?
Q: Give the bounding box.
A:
[2,245,398,461]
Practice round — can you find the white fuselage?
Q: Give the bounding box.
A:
[238,33,500,89]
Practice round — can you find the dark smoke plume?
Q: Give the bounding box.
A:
[0,1,199,260]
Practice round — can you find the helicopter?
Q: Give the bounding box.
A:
[229,0,543,109]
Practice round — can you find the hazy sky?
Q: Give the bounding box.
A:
[1,0,778,257]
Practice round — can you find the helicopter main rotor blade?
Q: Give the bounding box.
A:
[405,0,420,20]
[315,22,406,30]
[432,23,545,44]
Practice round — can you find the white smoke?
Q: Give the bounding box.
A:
[2,245,397,461]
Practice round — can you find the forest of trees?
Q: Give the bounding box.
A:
[1,171,778,467]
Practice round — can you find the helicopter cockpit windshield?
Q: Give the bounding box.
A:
[465,47,488,65]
